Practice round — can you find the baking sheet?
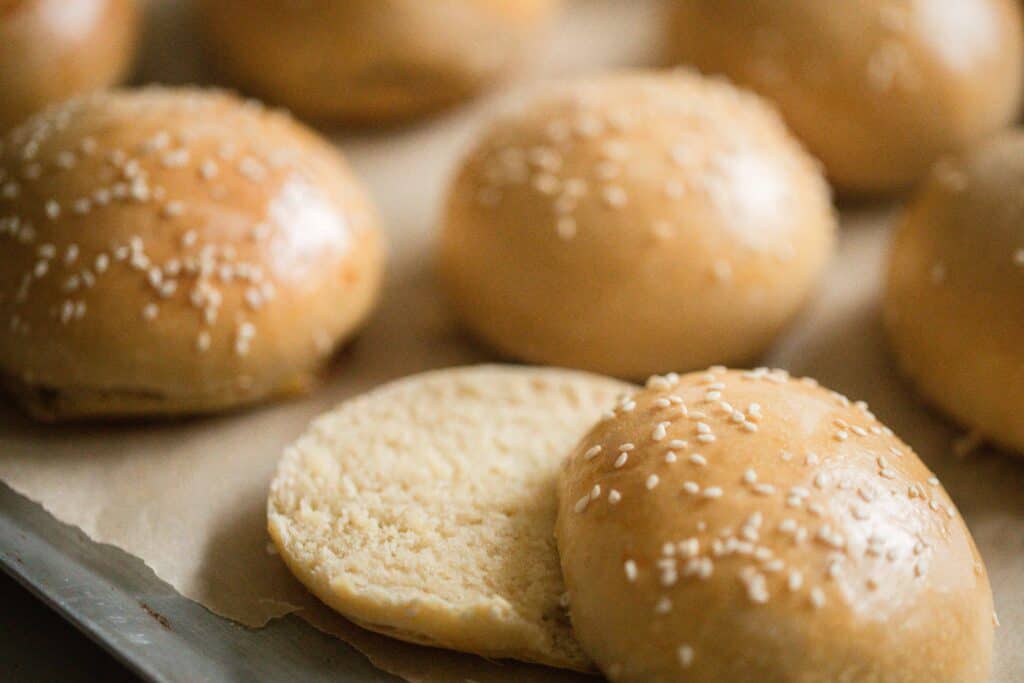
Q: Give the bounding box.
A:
[0,1,1022,681]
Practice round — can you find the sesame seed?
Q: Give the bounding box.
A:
[590,485,601,500]
[654,597,673,614]
[614,453,629,468]
[608,489,621,504]
[646,374,672,390]
[602,185,628,208]
[646,474,660,490]
[682,481,700,495]
[688,453,707,466]
[162,201,185,218]
[652,422,669,441]
[574,495,590,513]
[788,570,803,591]
[810,587,826,608]
[702,486,723,499]
[827,559,843,580]
[624,560,638,582]
[677,645,694,668]
[584,445,602,460]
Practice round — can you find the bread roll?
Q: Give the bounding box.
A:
[886,131,1024,455]
[0,87,385,419]
[441,72,835,379]
[557,368,994,682]
[268,365,631,669]
[669,0,1024,194]
[197,0,559,124]
[0,0,139,132]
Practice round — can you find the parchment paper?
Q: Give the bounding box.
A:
[0,2,1021,681]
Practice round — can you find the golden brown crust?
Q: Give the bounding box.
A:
[885,131,1024,455]
[441,71,835,379]
[669,0,1024,194]
[557,369,994,682]
[0,87,386,419]
[197,0,560,124]
[0,0,139,132]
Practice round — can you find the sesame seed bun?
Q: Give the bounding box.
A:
[0,0,139,132]
[267,365,631,670]
[440,71,836,380]
[0,87,385,420]
[557,368,994,682]
[669,0,1024,194]
[196,0,560,125]
[886,130,1024,455]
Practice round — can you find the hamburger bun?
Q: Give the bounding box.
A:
[441,71,835,379]
[669,0,1024,194]
[0,87,385,419]
[557,368,994,681]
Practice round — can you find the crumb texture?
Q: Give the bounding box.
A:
[268,365,628,669]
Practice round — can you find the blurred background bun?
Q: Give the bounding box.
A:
[441,71,835,379]
[886,130,1024,455]
[669,0,1024,194]
[0,87,385,419]
[0,0,139,132]
[197,0,561,125]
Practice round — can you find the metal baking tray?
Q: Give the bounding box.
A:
[0,482,398,683]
